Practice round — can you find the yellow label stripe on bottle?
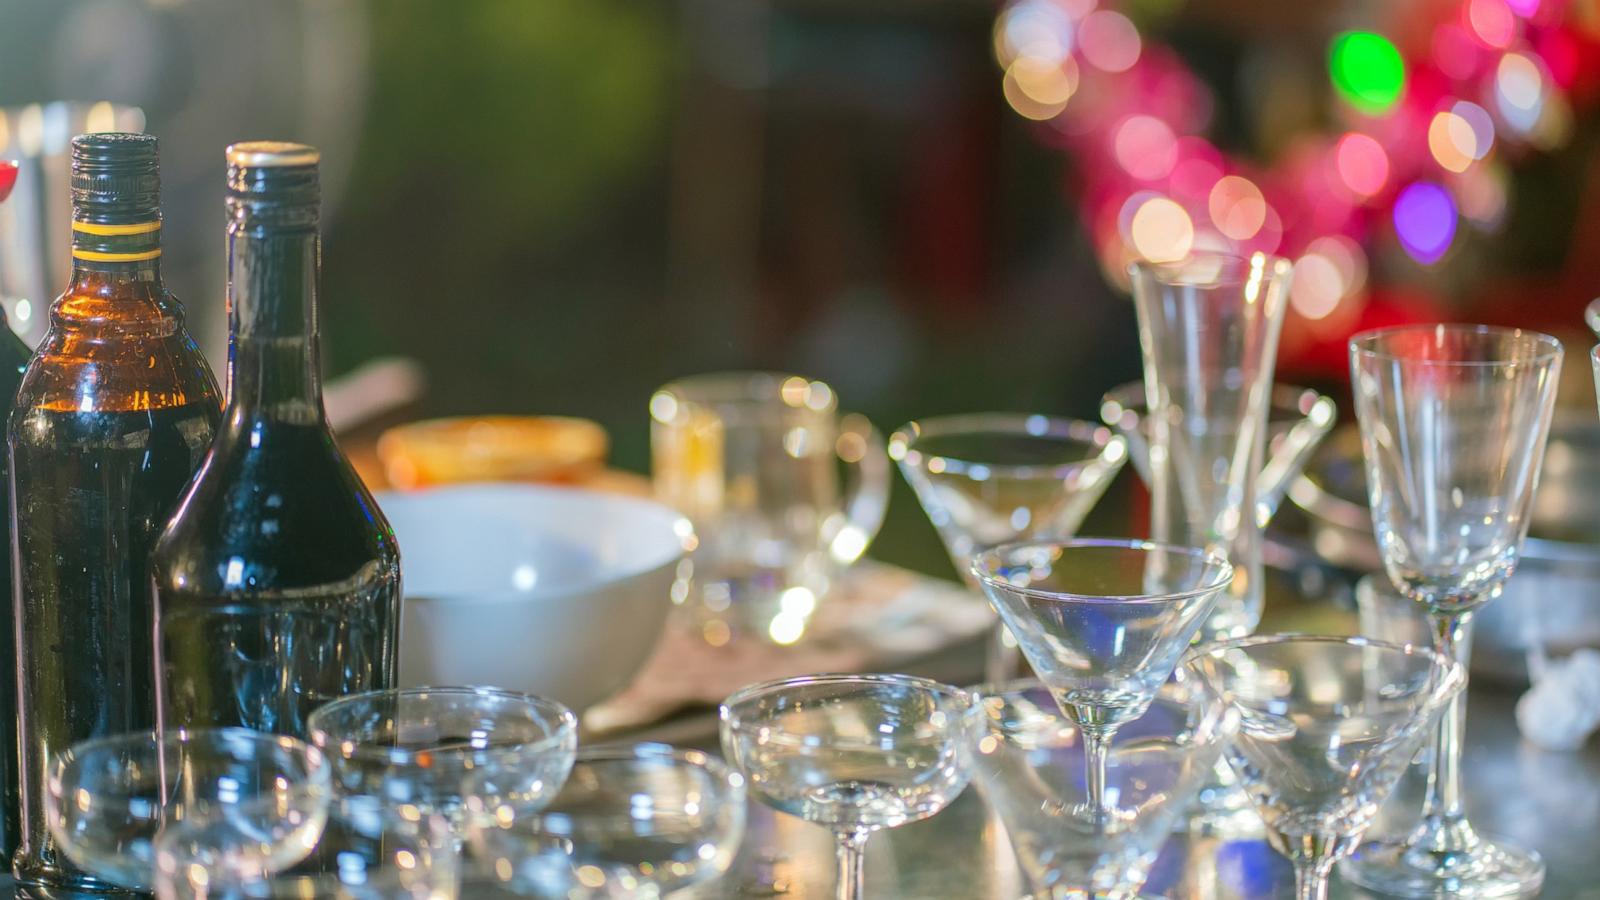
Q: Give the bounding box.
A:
[72,220,161,236]
[71,247,162,262]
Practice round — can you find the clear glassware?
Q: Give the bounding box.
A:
[1127,253,1292,644]
[1342,324,1561,898]
[1586,297,1600,339]
[650,372,891,645]
[720,673,981,900]
[1185,635,1466,900]
[306,686,577,834]
[46,728,331,891]
[153,795,456,899]
[888,413,1129,683]
[1099,381,1335,530]
[973,677,1236,899]
[971,539,1231,814]
[463,743,746,899]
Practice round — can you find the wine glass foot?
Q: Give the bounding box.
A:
[1341,834,1545,898]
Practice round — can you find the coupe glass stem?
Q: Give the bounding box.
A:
[1294,862,1331,900]
[834,831,868,900]
[1411,609,1479,854]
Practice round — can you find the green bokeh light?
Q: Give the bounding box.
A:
[1330,32,1406,115]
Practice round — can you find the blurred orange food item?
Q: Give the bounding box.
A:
[377,415,609,489]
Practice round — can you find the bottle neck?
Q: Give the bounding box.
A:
[69,212,164,289]
[227,220,323,421]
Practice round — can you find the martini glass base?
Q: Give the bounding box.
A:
[1341,833,1544,898]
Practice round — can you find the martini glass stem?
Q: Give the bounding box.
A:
[1293,862,1332,900]
[1082,725,1113,817]
[834,830,868,900]
[1410,609,1480,856]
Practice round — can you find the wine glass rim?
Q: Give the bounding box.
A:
[888,413,1125,477]
[1349,323,1563,366]
[1127,251,1292,284]
[719,672,980,741]
[306,685,578,765]
[971,538,1233,605]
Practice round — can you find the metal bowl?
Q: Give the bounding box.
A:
[1288,417,1600,684]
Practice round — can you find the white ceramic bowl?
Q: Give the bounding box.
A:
[377,483,691,715]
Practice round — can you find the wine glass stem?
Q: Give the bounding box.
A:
[834,830,868,900]
[1293,863,1330,900]
[1417,610,1476,847]
[1082,726,1113,817]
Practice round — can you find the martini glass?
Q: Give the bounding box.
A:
[307,686,577,837]
[1185,636,1466,900]
[720,673,981,900]
[46,729,330,892]
[973,677,1235,899]
[153,795,456,899]
[971,539,1231,816]
[1342,324,1562,898]
[463,743,747,898]
[889,414,1128,683]
[1099,381,1335,530]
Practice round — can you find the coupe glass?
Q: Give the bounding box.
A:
[153,795,456,899]
[1128,253,1292,644]
[1185,635,1465,900]
[1099,381,1335,530]
[888,413,1128,682]
[971,539,1231,814]
[464,743,746,898]
[1343,324,1562,898]
[973,678,1235,899]
[307,686,577,834]
[46,728,330,892]
[720,673,981,900]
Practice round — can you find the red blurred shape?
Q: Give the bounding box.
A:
[0,161,18,204]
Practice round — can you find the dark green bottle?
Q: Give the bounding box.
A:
[10,133,221,892]
[151,142,401,739]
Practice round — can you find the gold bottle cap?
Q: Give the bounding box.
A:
[226,141,320,168]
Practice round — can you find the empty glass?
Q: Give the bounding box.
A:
[720,673,981,900]
[153,795,456,899]
[972,539,1231,814]
[651,372,890,645]
[973,678,1235,899]
[1128,253,1293,643]
[464,743,747,898]
[1099,381,1335,530]
[888,413,1128,682]
[306,686,577,833]
[46,728,330,892]
[1185,635,1465,900]
[1343,324,1561,898]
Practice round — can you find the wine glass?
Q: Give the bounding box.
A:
[1342,324,1561,898]
[973,677,1235,899]
[463,743,746,898]
[153,794,456,899]
[307,686,577,834]
[888,413,1128,682]
[46,728,330,892]
[971,539,1231,815]
[719,673,981,900]
[1185,635,1465,900]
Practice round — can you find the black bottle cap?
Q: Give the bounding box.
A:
[70,132,160,223]
[226,141,320,230]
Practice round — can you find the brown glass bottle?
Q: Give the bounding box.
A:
[152,142,400,739]
[8,133,221,894]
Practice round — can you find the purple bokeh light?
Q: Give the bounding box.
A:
[1393,181,1458,265]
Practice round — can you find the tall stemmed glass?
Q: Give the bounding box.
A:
[1342,324,1562,898]
[889,414,1128,682]
[720,673,981,900]
[971,539,1231,816]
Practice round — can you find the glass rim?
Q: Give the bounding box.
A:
[719,672,980,743]
[887,413,1126,478]
[654,370,838,412]
[1179,633,1465,688]
[306,685,578,766]
[1100,380,1335,420]
[968,676,1234,741]
[1127,250,1292,285]
[49,726,328,783]
[1348,323,1563,368]
[970,537,1233,605]
[562,741,744,792]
